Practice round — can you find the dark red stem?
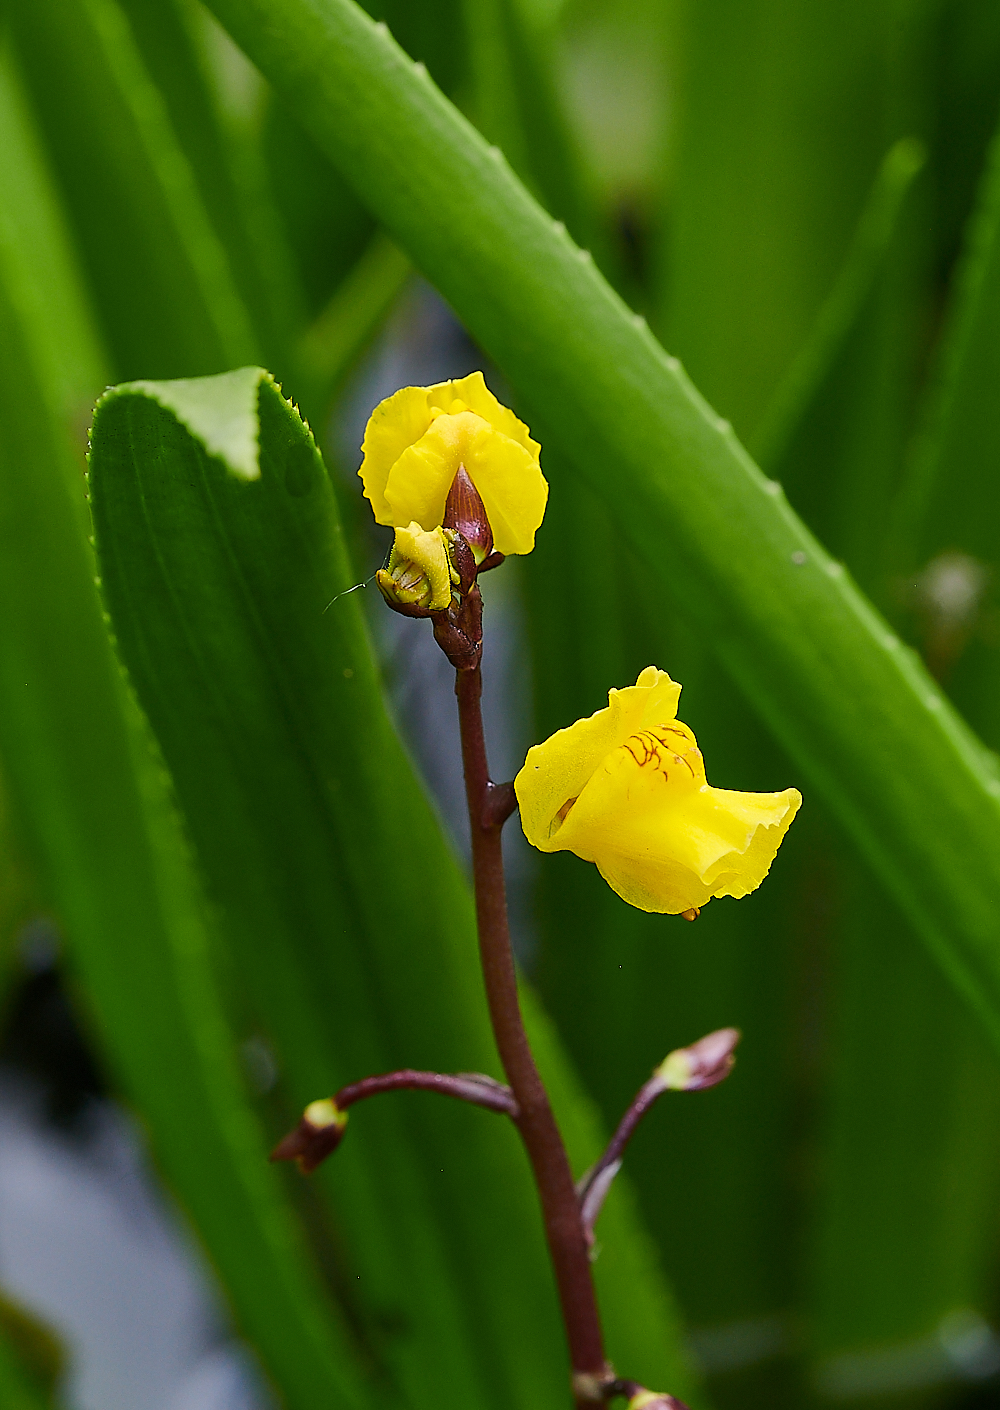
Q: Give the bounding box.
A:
[335,1068,517,1118]
[455,664,609,1402]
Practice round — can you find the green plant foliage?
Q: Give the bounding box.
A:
[198,0,1000,1054]
[87,367,698,1407]
[0,40,110,425]
[0,155,378,1410]
[0,1334,53,1410]
[8,0,259,377]
[6,1,1000,1406]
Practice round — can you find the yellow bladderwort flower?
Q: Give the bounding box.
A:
[515,667,801,915]
[359,371,547,557]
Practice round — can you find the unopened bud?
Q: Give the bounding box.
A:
[376,522,455,613]
[305,1098,342,1127]
[271,1097,349,1173]
[655,1027,740,1092]
[443,466,493,564]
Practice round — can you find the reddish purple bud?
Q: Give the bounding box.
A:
[655,1027,740,1092]
[270,1098,348,1173]
[443,466,493,564]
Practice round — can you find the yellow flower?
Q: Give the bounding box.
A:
[515,667,801,915]
[359,372,547,556]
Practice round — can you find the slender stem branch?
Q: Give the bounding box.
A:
[335,1068,517,1118]
[578,1026,740,1239]
[270,1068,516,1171]
[577,1075,666,1237]
[455,664,609,1401]
[483,779,517,828]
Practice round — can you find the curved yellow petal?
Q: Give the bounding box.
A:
[359,385,436,523]
[515,667,681,850]
[699,786,802,899]
[382,410,474,531]
[463,422,548,555]
[384,410,548,555]
[436,370,540,457]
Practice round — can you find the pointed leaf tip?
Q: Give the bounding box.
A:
[112,367,270,480]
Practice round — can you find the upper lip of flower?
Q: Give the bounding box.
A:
[358,372,548,557]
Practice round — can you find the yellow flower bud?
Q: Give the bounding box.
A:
[376,522,455,612]
[359,372,547,556]
[514,667,801,915]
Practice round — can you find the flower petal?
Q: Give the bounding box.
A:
[434,370,540,457]
[359,385,435,523]
[515,667,681,850]
[384,410,548,555]
[383,410,485,532]
[463,424,548,555]
[699,787,802,899]
[558,744,800,913]
[359,373,542,539]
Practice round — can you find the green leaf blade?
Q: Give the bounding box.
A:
[89,367,699,1406]
[0,208,374,1410]
[10,0,259,378]
[199,0,1000,1046]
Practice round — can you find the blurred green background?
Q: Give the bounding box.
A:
[3,1,1000,1408]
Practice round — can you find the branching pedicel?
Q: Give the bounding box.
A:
[273,374,801,1408]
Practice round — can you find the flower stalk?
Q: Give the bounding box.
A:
[454,660,611,1401]
[275,374,795,1406]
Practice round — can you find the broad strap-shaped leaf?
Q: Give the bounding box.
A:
[89,367,699,1407]
[894,123,1000,581]
[750,137,925,472]
[200,0,1000,1048]
[796,97,1000,1400]
[0,41,110,424]
[0,195,373,1410]
[9,0,258,377]
[810,873,1000,1392]
[117,0,303,367]
[296,231,412,418]
[660,0,899,439]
